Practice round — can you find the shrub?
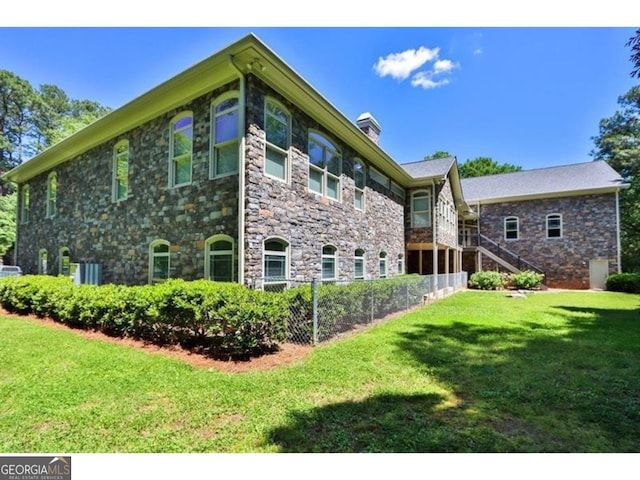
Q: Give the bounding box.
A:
[606,273,640,293]
[511,271,545,290]
[468,271,505,290]
[0,276,289,358]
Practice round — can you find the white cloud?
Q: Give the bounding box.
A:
[411,72,451,90]
[474,48,483,55]
[373,46,440,80]
[433,59,458,74]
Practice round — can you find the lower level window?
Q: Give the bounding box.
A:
[38,249,48,274]
[150,240,170,283]
[264,238,289,291]
[322,245,337,281]
[354,249,365,280]
[379,251,387,278]
[205,235,234,282]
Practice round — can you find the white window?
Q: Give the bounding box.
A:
[149,240,170,284]
[354,249,365,280]
[321,245,338,281]
[46,172,57,218]
[21,184,29,224]
[370,167,389,189]
[547,214,563,239]
[59,247,70,276]
[505,217,519,240]
[113,140,129,201]
[353,159,365,211]
[169,112,193,187]
[397,253,404,275]
[264,98,290,182]
[264,238,289,291]
[379,251,387,279]
[308,131,341,201]
[411,190,431,227]
[211,93,240,178]
[38,249,48,274]
[204,235,234,282]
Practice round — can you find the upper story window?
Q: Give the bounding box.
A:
[169,112,193,187]
[308,131,341,201]
[391,181,405,199]
[21,184,29,224]
[46,172,57,218]
[113,140,129,201]
[149,240,170,284]
[379,251,387,279]
[546,214,563,239]
[264,98,290,182]
[504,216,519,240]
[370,167,390,189]
[264,237,289,291]
[411,190,431,227]
[354,248,365,280]
[211,93,240,178]
[205,234,234,282]
[321,245,338,281]
[353,159,366,211]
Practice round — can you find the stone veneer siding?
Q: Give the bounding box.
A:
[243,75,405,283]
[17,81,240,284]
[478,194,620,289]
[405,177,458,248]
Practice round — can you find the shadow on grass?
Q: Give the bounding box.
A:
[267,392,518,452]
[268,300,640,452]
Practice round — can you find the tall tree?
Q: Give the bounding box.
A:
[628,28,640,79]
[458,157,522,178]
[592,85,640,272]
[423,151,452,160]
[0,70,38,194]
[0,192,16,258]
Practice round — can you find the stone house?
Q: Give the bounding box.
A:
[2,34,628,289]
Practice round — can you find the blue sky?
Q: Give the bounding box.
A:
[1,25,638,171]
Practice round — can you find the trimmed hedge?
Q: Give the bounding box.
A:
[606,273,640,293]
[0,276,288,359]
[511,271,545,290]
[468,271,505,290]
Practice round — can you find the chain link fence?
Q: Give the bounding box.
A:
[250,272,467,345]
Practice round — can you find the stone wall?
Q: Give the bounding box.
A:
[478,194,619,288]
[405,177,458,249]
[243,75,405,282]
[17,81,240,284]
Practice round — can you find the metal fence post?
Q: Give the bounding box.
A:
[405,278,410,311]
[312,278,319,346]
[370,279,374,323]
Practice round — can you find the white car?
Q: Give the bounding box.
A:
[0,265,23,277]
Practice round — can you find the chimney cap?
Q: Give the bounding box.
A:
[356,112,381,133]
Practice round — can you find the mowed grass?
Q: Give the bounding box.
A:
[1,290,639,452]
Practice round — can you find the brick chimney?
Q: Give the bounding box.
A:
[356,112,381,145]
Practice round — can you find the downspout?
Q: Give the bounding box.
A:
[432,178,438,296]
[616,190,622,273]
[13,186,19,267]
[228,55,246,286]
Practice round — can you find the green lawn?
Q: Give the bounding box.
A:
[1,290,639,452]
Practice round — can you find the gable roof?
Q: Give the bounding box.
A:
[3,33,411,186]
[400,157,456,179]
[461,160,628,203]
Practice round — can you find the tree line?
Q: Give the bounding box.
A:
[0,69,110,258]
